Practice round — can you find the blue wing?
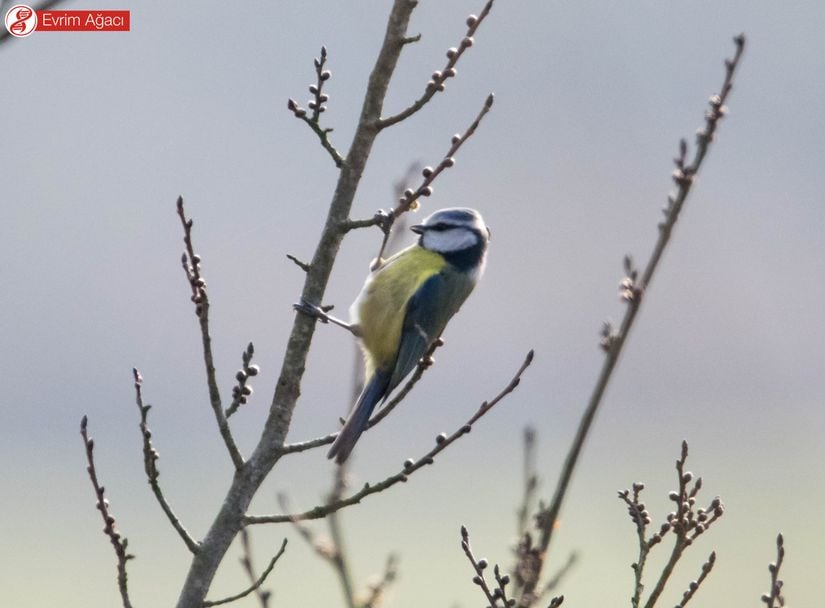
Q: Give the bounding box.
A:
[386,269,474,394]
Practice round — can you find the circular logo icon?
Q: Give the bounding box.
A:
[5,4,37,37]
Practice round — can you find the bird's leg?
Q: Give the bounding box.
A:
[293,298,360,336]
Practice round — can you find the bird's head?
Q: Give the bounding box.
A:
[410,207,490,255]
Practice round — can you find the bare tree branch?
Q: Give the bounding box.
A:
[175,3,435,604]
[327,466,358,608]
[288,46,345,168]
[176,196,244,470]
[202,538,287,607]
[278,484,358,608]
[132,368,201,554]
[376,0,495,129]
[760,534,786,608]
[245,350,533,526]
[516,34,746,607]
[347,93,495,265]
[278,339,441,456]
[675,551,716,608]
[237,529,272,608]
[617,442,724,608]
[460,526,505,607]
[225,342,259,419]
[361,553,399,608]
[80,416,135,608]
[516,426,538,540]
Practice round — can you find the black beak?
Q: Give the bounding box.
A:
[486,226,492,241]
[410,224,425,234]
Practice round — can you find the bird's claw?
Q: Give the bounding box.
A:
[293,298,333,323]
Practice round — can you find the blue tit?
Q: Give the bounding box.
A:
[328,207,490,464]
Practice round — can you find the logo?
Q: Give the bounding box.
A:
[3,6,130,36]
[4,4,37,37]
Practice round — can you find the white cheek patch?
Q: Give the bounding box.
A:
[421,228,477,253]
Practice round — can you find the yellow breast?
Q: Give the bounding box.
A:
[351,245,446,376]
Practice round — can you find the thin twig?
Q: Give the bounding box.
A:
[516,426,539,539]
[202,538,288,607]
[277,490,356,608]
[80,416,135,608]
[642,442,724,608]
[373,93,495,264]
[288,46,345,168]
[286,253,311,272]
[517,35,746,607]
[132,368,201,554]
[460,526,504,607]
[238,529,272,608]
[377,0,495,129]
[617,442,724,608]
[328,467,357,608]
[361,554,399,608]
[675,551,716,608]
[176,196,245,470]
[226,342,260,419]
[761,534,786,607]
[245,351,533,525]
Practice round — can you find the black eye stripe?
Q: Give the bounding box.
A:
[427,222,464,231]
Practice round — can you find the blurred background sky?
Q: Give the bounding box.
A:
[2,1,824,606]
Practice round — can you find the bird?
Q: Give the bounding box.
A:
[326,207,490,464]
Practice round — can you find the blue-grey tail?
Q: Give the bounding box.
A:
[327,369,391,464]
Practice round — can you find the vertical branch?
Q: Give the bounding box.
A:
[176,197,245,470]
[516,426,538,539]
[518,35,746,607]
[175,3,424,606]
[80,417,135,608]
[238,529,272,608]
[132,368,201,554]
[760,534,786,608]
[327,466,357,608]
